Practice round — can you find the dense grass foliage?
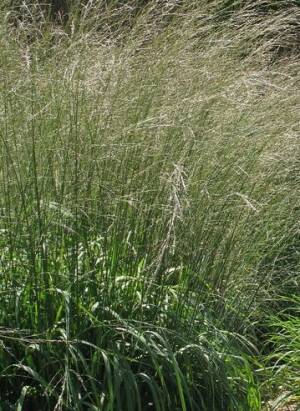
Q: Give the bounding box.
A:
[0,1,299,410]
[263,296,300,410]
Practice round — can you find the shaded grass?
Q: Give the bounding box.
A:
[262,296,300,410]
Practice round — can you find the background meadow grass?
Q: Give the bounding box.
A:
[0,1,299,410]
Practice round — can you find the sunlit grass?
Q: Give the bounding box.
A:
[0,1,299,409]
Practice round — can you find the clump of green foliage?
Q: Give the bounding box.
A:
[262,296,300,410]
[0,1,299,410]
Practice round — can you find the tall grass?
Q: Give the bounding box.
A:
[262,296,300,410]
[0,1,299,409]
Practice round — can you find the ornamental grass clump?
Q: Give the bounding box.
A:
[0,1,299,409]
